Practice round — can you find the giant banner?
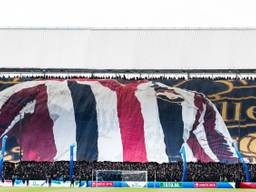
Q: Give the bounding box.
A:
[0,79,254,163]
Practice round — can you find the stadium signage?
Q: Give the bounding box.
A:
[240,182,256,188]
[194,182,216,188]
[14,179,27,187]
[0,180,12,187]
[0,180,237,188]
[91,181,113,187]
[74,181,87,187]
[30,180,48,187]
[51,180,71,187]
[160,182,182,188]
[126,182,147,188]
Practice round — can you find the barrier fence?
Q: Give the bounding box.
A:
[0,180,256,188]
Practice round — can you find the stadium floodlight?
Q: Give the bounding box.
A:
[93,170,148,188]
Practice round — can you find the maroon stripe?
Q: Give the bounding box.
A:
[187,93,213,162]
[0,84,56,161]
[187,136,213,162]
[203,99,237,162]
[99,80,148,162]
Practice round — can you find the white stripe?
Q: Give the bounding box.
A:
[77,80,123,162]
[136,82,169,163]
[178,91,197,142]
[46,80,77,161]
[184,142,197,162]
[179,91,197,161]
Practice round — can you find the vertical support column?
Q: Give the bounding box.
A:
[70,144,75,180]
[0,135,8,178]
[179,143,187,182]
[233,142,251,182]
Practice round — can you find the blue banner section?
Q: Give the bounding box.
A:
[216,182,235,188]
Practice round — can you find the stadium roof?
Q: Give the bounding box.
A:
[0,28,256,71]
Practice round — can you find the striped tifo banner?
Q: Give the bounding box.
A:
[0,79,238,163]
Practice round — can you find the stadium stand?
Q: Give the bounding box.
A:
[1,28,256,190]
[0,75,256,189]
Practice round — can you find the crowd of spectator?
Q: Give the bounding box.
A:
[2,161,256,182]
[0,75,255,81]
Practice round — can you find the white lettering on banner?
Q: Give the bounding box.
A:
[30,180,48,187]
[51,180,71,187]
[0,180,12,187]
[126,182,147,188]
